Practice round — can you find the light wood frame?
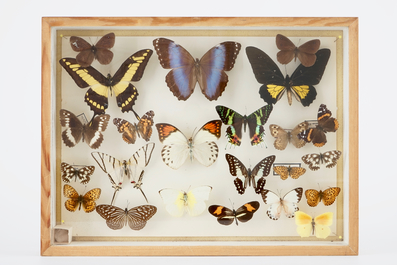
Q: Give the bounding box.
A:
[41,17,359,256]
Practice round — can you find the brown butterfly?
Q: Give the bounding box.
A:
[96,204,157,230]
[305,187,341,207]
[60,162,95,184]
[269,122,308,150]
[298,104,339,147]
[63,184,101,213]
[113,110,155,144]
[273,165,306,180]
[70,33,115,67]
[301,150,342,171]
[276,34,320,67]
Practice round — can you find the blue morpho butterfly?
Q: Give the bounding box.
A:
[153,38,241,101]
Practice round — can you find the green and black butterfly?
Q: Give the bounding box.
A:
[59,49,153,117]
[246,46,330,107]
[216,105,273,146]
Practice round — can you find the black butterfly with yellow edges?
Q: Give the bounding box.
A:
[59,49,153,117]
[246,47,330,107]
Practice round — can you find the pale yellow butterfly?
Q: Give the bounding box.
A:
[295,211,333,238]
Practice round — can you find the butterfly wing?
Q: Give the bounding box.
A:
[59,109,83,147]
[113,118,138,144]
[185,186,212,216]
[296,39,320,67]
[314,212,333,238]
[96,204,127,230]
[246,46,286,105]
[288,49,330,107]
[63,184,80,212]
[225,154,249,194]
[60,163,94,184]
[261,189,282,220]
[127,205,157,230]
[275,34,297,65]
[82,188,101,213]
[251,155,275,193]
[94,32,115,65]
[273,166,290,180]
[289,167,306,179]
[110,49,153,114]
[317,104,339,133]
[321,187,341,206]
[281,188,303,218]
[156,123,189,169]
[69,36,94,67]
[295,211,313,237]
[322,150,342,168]
[208,205,236,226]
[60,162,76,183]
[153,38,196,100]
[127,143,155,183]
[84,113,110,149]
[290,122,309,148]
[235,201,260,223]
[246,105,273,146]
[191,120,222,167]
[159,189,186,217]
[197,41,241,100]
[269,124,289,150]
[305,189,321,207]
[91,152,124,189]
[301,153,322,171]
[215,105,244,146]
[137,110,155,141]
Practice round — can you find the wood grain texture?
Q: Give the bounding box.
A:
[41,16,359,256]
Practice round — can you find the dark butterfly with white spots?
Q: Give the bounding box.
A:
[69,32,115,67]
[96,204,157,230]
[60,162,95,184]
[301,150,342,171]
[216,105,273,146]
[225,154,275,194]
[153,38,241,101]
[113,110,155,144]
[59,109,110,149]
[275,34,320,67]
[59,49,153,116]
[246,46,330,106]
[208,201,260,226]
[298,104,339,147]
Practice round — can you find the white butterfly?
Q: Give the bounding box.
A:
[261,188,303,220]
[159,186,212,217]
[91,142,155,204]
[155,120,222,169]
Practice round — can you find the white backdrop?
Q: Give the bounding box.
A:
[0,0,386,264]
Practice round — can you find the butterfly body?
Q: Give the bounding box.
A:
[273,165,306,180]
[159,186,212,217]
[305,187,341,207]
[225,154,275,194]
[246,47,330,107]
[208,201,260,226]
[298,104,339,147]
[70,33,115,67]
[216,105,273,146]
[156,120,221,169]
[276,34,320,67]
[295,211,333,238]
[96,204,157,230]
[59,49,153,115]
[60,162,95,184]
[63,184,101,213]
[261,188,303,220]
[153,38,241,101]
[59,109,110,149]
[269,122,308,150]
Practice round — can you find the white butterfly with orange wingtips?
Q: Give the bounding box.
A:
[295,211,333,238]
[159,186,212,217]
[155,120,222,169]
